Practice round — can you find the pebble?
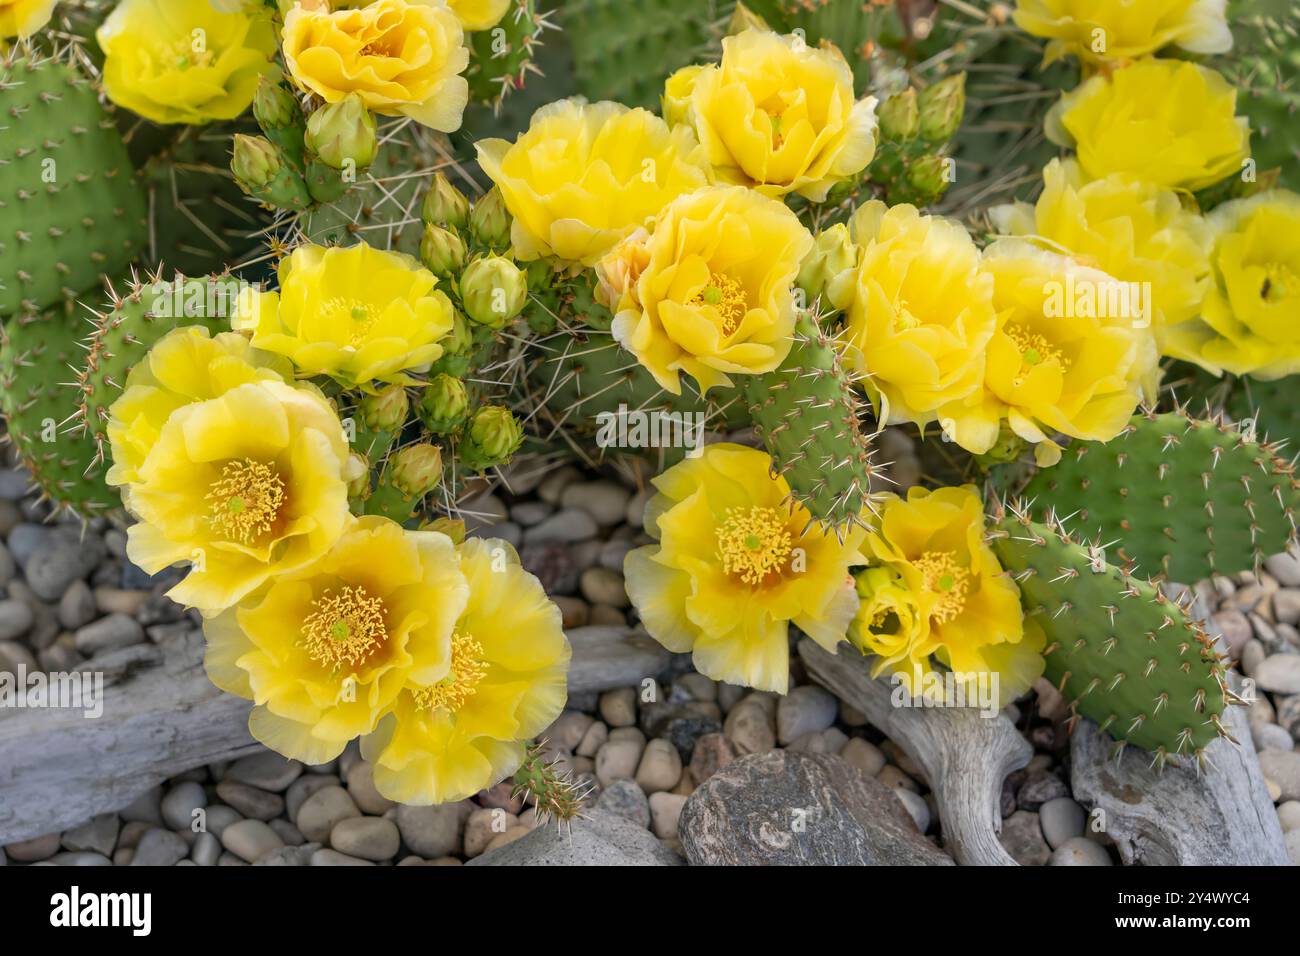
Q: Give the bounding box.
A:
[892,788,931,833]
[723,698,776,754]
[202,805,242,838]
[999,810,1051,866]
[1254,655,1300,695]
[0,541,13,587]
[676,673,717,703]
[62,814,119,857]
[268,819,305,847]
[483,826,532,854]
[1259,750,1300,802]
[311,848,374,866]
[595,737,645,787]
[56,581,97,630]
[1213,609,1252,657]
[129,828,188,866]
[215,781,284,820]
[330,817,400,862]
[546,710,595,751]
[226,751,304,792]
[576,720,608,758]
[625,489,650,528]
[560,481,631,526]
[94,588,148,617]
[119,786,163,826]
[50,852,113,866]
[1242,639,1267,678]
[0,599,33,641]
[523,508,598,544]
[537,466,581,504]
[161,781,208,831]
[460,493,508,532]
[1017,771,1069,810]
[595,778,651,828]
[221,819,285,863]
[776,685,838,745]
[393,803,470,858]
[598,687,637,727]
[840,738,886,776]
[464,808,516,858]
[1274,590,1300,626]
[1038,797,1086,849]
[1252,722,1295,753]
[25,535,103,601]
[0,640,37,675]
[74,613,144,655]
[649,792,687,840]
[634,738,683,793]
[5,832,61,862]
[689,733,738,783]
[1049,837,1113,866]
[510,501,554,526]
[286,774,339,821]
[579,567,629,607]
[191,832,222,866]
[295,786,361,843]
[877,765,920,794]
[552,595,590,628]
[345,761,397,815]
[1265,551,1300,588]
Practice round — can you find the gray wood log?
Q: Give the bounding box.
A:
[0,624,669,845]
[797,638,1032,866]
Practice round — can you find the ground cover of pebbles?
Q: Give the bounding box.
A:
[1,430,1297,866]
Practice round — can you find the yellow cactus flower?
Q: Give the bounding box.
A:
[624,443,867,695]
[1012,0,1231,65]
[1048,58,1249,192]
[446,0,511,31]
[678,29,878,200]
[113,376,360,614]
[841,201,998,449]
[599,185,814,395]
[661,63,705,128]
[232,242,454,389]
[950,239,1160,457]
[0,0,56,39]
[106,325,293,491]
[475,98,711,265]
[991,159,1211,352]
[362,537,571,804]
[282,0,469,132]
[853,486,1043,705]
[95,0,276,125]
[1163,190,1300,378]
[203,517,471,764]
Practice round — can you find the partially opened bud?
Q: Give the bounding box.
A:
[797,223,859,312]
[359,384,409,433]
[419,373,470,435]
[918,73,965,143]
[305,93,377,170]
[346,452,371,499]
[469,185,511,250]
[460,406,524,472]
[460,255,528,329]
[420,223,467,278]
[389,442,443,497]
[253,74,299,131]
[422,172,471,230]
[231,134,281,189]
[878,87,920,143]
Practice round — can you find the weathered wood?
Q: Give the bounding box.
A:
[797,638,1031,866]
[0,625,670,845]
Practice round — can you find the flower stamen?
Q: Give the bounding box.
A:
[300,585,388,672]
[1005,325,1068,381]
[912,550,971,624]
[411,632,488,713]
[206,458,285,544]
[692,271,748,336]
[716,506,793,585]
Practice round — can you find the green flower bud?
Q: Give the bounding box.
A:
[422,172,471,231]
[359,384,409,433]
[797,223,859,312]
[878,87,920,143]
[305,93,377,171]
[443,308,473,356]
[460,255,527,329]
[253,74,298,131]
[231,134,281,189]
[468,185,512,250]
[389,442,443,498]
[905,153,952,205]
[918,72,965,143]
[420,223,467,279]
[418,373,470,436]
[460,406,524,471]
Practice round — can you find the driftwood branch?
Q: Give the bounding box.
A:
[0,625,669,845]
[797,639,1031,866]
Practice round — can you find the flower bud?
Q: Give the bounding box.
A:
[231,134,281,189]
[346,452,372,500]
[253,74,299,131]
[468,185,511,250]
[918,72,965,143]
[422,172,471,231]
[460,406,524,472]
[418,516,466,544]
[418,373,470,435]
[460,255,528,329]
[359,384,409,433]
[420,223,467,278]
[389,442,443,498]
[905,153,952,205]
[305,93,377,171]
[878,87,920,143]
[797,223,859,312]
[442,308,473,356]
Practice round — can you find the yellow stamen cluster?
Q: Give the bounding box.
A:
[1005,325,1069,379]
[716,506,794,585]
[411,632,488,713]
[692,271,748,336]
[1261,263,1300,303]
[912,550,971,624]
[206,458,285,544]
[324,296,379,346]
[301,585,388,672]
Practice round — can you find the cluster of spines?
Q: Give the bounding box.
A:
[464,0,555,110]
[511,739,592,827]
[744,310,879,539]
[989,498,1239,772]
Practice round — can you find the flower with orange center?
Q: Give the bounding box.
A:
[203,516,470,763]
[362,537,571,804]
[624,443,868,694]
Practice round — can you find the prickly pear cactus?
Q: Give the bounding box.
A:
[1019,412,1300,584]
[744,311,877,534]
[991,504,1235,768]
[465,0,550,108]
[1228,376,1300,452]
[0,50,147,316]
[745,0,904,92]
[1222,0,1300,190]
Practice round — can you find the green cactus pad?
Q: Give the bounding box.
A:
[1227,375,1300,454]
[746,0,903,93]
[71,272,230,477]
[0,51,147,316]
[990,503,1235,767]
[0,308,118,518]
[465,0,549,107]
[744,311,877,535]
[1019,412,1300,584]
